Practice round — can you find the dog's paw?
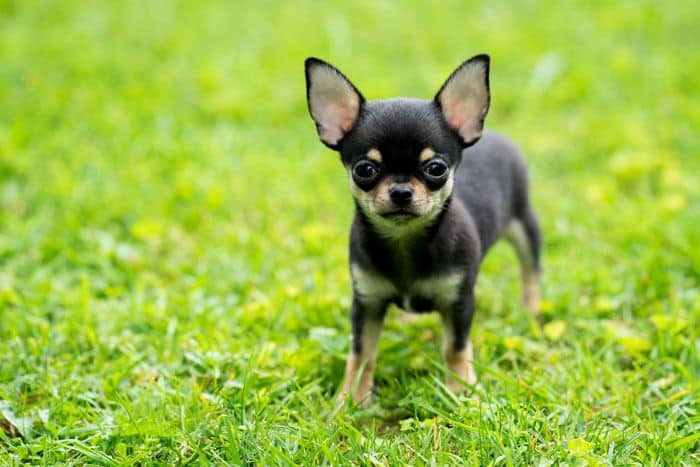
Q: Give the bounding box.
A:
[445,376,482,398]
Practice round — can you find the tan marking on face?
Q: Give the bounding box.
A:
[409,176,429,202]
[348,172,393,213]
[367,148,382,164]
[347,167,456,239]
[419,147,436,163]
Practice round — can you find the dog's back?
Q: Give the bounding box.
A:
[454,130,537,258]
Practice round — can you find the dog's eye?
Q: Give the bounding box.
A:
[353,161,379,183]
[423,159,448,179]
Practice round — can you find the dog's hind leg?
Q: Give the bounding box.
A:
[505,206,542,318]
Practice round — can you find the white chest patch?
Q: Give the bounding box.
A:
[351,264,464,312]
[351,264,398,308]
[410,272,464,309]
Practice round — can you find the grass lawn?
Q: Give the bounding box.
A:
[1,0,699,464]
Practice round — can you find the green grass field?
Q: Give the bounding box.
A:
[1,0,699,464]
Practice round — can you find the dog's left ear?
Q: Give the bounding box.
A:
[305,58,365,149]
[435,54,490,146]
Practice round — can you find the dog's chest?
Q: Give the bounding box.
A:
[351,265,463,312]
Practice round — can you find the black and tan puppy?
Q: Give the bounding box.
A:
[304,54,542,404]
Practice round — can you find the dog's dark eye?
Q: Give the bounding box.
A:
[353,161,379,183]
[423,159,449,179]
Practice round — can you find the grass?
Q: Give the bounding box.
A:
[1,0,698,464]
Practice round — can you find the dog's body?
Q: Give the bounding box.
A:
[305,55,541,404]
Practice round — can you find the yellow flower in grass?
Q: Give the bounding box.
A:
[131,219,164,240]
[543,320,566,341]
[568,438,595,457]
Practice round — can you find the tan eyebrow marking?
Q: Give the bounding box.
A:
[367,148,382,164]
[420,148,436,163]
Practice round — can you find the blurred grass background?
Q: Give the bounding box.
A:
[1,0,698,464]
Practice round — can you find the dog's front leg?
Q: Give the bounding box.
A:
[339,296,385,406]
[440,290,477,393]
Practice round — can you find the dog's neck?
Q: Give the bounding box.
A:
[353,197,453,288]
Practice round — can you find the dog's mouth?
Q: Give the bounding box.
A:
[380,210,420,222]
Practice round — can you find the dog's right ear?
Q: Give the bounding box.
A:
[305,58,364,149]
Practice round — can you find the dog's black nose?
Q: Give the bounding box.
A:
[390,185,413,206]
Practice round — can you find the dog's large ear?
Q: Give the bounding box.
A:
[434,54,490,146]
[305,58,364,149]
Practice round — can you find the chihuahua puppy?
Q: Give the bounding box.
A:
[304,54,542,404]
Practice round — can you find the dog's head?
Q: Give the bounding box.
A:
[305,55,490,236]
